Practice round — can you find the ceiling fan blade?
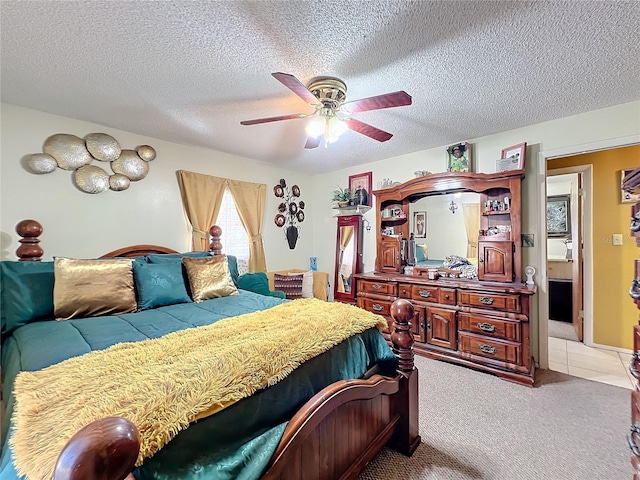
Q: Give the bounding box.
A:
[345,118,393,142]
[304,136,321,149]
[272,72,321,106]
[240,113,306,126]
[342,91,412,114]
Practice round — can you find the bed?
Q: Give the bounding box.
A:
[1,220,420,480]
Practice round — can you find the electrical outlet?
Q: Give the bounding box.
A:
[612,234,623,246]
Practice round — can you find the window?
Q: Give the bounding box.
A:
[216,187,250,274]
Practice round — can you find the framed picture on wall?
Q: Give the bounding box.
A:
[348,171,372,206]
[547,195,571,237]
[621,169,640,204]
[413,211,426,238]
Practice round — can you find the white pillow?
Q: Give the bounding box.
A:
[289,270,314,298]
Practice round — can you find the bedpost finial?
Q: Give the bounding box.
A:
[15,219,43,261]
[390,299,415,373]
[209,225,223,255]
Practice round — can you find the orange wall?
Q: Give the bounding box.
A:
[548,145,639,349]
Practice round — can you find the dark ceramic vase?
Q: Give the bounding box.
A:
[286,225,299,249]
[354,188,369,206]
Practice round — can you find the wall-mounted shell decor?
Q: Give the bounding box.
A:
[26,132,156,194]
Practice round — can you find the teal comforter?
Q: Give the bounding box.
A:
[0,290,395,480]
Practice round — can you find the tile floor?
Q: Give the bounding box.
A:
[548,336,636,389]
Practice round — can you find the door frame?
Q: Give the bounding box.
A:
[536,134,640,369]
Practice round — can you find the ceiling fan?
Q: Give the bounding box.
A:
[240,72,412,149]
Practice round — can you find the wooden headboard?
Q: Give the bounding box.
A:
[13,220,224,260]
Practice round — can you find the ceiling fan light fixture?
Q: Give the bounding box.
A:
[305,117,325,138]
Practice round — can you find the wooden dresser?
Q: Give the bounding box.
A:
[623,167,640,477]
[356,170,536,386]
[357,273,535,385]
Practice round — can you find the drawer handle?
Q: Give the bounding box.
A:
[444,294,450,300]
[630,353,640,379]
[632,211,640,233]
[372,284,382,290]
[418,290,432,298]
[629,425,640,457]
[478,344,497,354]
[477,322,496,333]
[631,278,640,300]
[371,304,384,312]
[479,296,494,305]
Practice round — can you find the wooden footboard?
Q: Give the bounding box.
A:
[13,220,420,480]
[263,298,420,479]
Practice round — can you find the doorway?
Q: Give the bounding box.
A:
[546,171,584,343]
[539,137,640,390]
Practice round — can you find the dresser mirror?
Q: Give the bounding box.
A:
[374,171,523,283]
[334,215,363,303]
[407,192,481,267]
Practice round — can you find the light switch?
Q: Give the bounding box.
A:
[612,234,623,245]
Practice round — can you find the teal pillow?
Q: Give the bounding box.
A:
[1,261,55,334]
[145,252,212,263]
[133,261,191,310]
[146,252,240,286]
[415,245,426,262]
[237,272,273,296]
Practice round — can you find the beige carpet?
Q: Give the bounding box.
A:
[359,355,630,480]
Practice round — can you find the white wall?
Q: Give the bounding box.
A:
[0,104,314,272]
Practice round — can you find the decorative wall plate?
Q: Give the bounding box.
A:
[74,165,109,194]
[296,210,305,222]
[291,185,301,197]
[84,133,121,162]
[109,173,131,191]
[274,214,286,227]
[289,203,298,214]
[111,150,149,181]
[43,133,93,170]
[136,145,156,161]
[27,153,57,174]
[273,185,284,197]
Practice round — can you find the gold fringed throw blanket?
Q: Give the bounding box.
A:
[10,298,386,480]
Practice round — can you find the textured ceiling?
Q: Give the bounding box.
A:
[2,1,639,175]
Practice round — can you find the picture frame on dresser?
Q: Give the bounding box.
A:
[446,142,472,173]
[498,142,527,172]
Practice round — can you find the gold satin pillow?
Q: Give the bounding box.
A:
[182,255,239,302]
[53,257,136,320]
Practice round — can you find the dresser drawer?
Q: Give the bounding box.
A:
[358,280,397,296]
[459,333,521,364]
[458,291,520,313]
[401,285,456,305]
[358,297,393,317]
[458,312,520,342]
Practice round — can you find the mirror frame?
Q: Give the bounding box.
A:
[334,214,363,303]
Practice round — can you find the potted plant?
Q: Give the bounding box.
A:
[332,186,352,207]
